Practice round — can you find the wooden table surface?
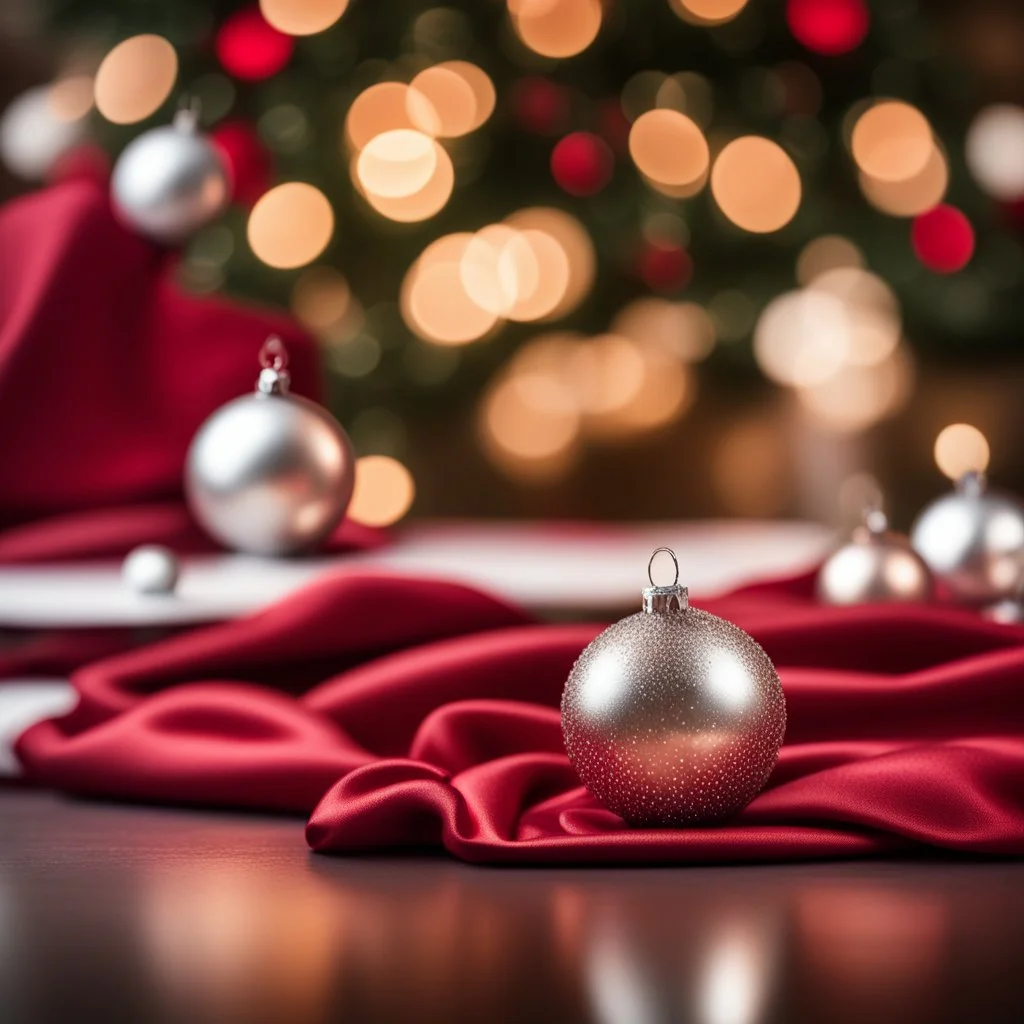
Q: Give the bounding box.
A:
[1,791,1022,1024]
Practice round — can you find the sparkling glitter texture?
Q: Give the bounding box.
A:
[561,584,786,827]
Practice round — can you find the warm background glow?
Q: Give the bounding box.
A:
[711,137,801,233]
[348,456,415,526]
[510,0,602,59]
[259,0,349,36]
[247,183,334,269]
[934,424,991,481]
[94,34,178,125]
[629,110,709,193]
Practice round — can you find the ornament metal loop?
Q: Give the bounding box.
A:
[957,470,986,498]
[259,336,289,372]
[648,547,679,588]
[173,95,201,133]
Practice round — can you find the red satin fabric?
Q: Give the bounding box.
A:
[0,180,379,560]
[16,570,1024,863]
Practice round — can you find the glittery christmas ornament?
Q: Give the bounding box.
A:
[561,548,786,827]
[817,506,933,605]
[186,337,355,556]
[911,471,1024,604]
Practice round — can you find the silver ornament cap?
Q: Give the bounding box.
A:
[817,506,934,606]
[111,101,228,243]
[910,471,1024,604]
[122,544,180,595]
[185,337,355,557]
[561,548,786,828]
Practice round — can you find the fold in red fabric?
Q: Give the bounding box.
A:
[16,570,1024,863]
[0,180,379,560]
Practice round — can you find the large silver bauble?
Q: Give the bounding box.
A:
[111,108,228,243]
[817,512,933,606]
[910,472,1024,604]
[185,348,354,557]
[561,554,786,827]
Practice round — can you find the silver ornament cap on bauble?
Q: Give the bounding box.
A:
[561,548,786,828]
[185,337,355,557]
[910,471,1024,604]
[817,506,933,606]
[111,101,228,243]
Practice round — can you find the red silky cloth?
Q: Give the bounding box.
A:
[16,570,1024,863]
[0,179,379,561]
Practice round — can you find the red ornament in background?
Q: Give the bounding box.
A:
[551,132,613,197]
[912,205,975,274]
[215,7,294,81]
[787,0,869,56]
[511,77,571,135]
[637,241,693,292]
[211,121,272,206]
[48,143,111,187]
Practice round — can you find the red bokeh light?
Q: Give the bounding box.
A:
[787,0,869,56]
[211,121,272,206]
[215,7,294,82]
[511,77,571,136]
[911,204,975,274]
[551,132,613,197]
[637,242,693,292]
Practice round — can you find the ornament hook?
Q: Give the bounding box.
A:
[173,95,202,133]
[256,336,291,395]
[648,547,680,588]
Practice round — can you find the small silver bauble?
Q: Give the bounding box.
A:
[122,544,180,594]
[0,83,87,181]
[817,508,934,606]
[561,548,786,828]
[910,471,1024,604]
[111,103,228,243]
[185,337,355,557]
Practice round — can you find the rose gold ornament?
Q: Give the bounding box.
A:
[561,548,786,827]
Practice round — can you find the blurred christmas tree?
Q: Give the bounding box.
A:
[9,0,1024,489]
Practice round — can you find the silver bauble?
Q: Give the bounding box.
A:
[561,548,786,827]
[0,84,87,181]
[185,338,355,557]
[122,544,180,594]
[817,509,933,606]
[910,472,1024,604]
[111,105,228,243]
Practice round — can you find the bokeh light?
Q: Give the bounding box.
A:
[504,227,571,321]
[965,104,1024,201]
[796,345,913,433]
[358,141,454,222]
[786,0,869,56]
[409,64,480,138]
[504,207,596,319]
[911,204,975,274]
[401,234,499,345]
[510,0,602,60]
[754,289,850,386]
[612,298,716,362]
[810,267,901,366]
[860,141,948,217]
[259,0,349,36]
[1,82,90,181]
[94,34,178,125]
[629,109,709,192]
[934,423,990,481]
[247,183,334,268]
[291,265,352,332]
[796,235,864,285]
[345,83,430,151]
[851,101,932,183]
[670,0,749,26]
[443,62,497,131]
[216,7,294,81]
[479,370,581,479]
[551,132,614,196]
[48,75,94,122]
[355,129,438,198]
[348,455,416,527]
[460,225,538,317]
[711,136,801,233]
